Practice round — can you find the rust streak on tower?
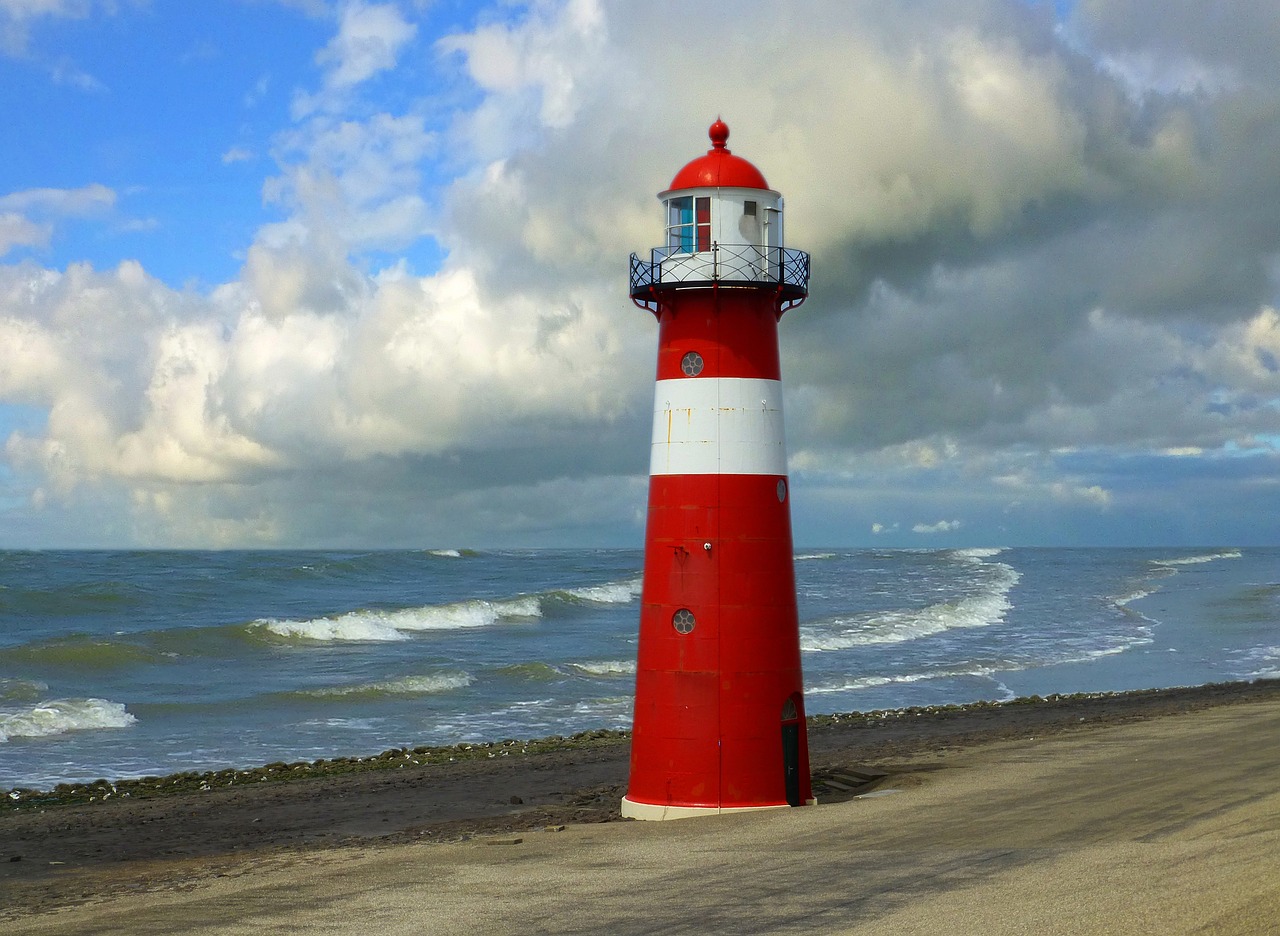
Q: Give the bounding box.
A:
[624,119,813,820]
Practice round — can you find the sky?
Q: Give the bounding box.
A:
[1,0,1279,549]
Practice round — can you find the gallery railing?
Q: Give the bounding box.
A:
[629,243,810,305]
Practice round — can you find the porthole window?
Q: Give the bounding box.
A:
[680,352,704,377]
[672,608,696,635]
[777,479,787,503]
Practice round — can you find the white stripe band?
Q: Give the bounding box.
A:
[650,377,787,476]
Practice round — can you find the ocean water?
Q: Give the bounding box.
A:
[1,547,1276,790]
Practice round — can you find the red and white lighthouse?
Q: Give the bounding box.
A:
[623,119,812,820]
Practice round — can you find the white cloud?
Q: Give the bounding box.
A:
[0,184,116,256]
[913,520,962,534]
[0,233,645,538]
[0,0,94,12]
[0,0,110,56]
[291,2,418,117]
[0,183,115,215]
[265,111,437,251]
[318,1,416,90]
[0,213,49,254]
[438,0,606,131]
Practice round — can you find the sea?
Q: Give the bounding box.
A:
[1,547,1277,791]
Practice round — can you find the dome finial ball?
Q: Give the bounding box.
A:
[709,117,729,152]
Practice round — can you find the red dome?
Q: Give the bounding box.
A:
[667,119,770,191]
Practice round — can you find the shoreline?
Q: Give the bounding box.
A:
[3,678,1279,921]
[7,679,1273,808]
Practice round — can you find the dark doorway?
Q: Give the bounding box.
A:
[781,695,801,806]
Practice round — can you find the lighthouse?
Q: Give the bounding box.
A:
[623,119,812,820]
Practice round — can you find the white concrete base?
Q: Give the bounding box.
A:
[620,796,816,821]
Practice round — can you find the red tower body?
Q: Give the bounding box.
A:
[623,120,813,820]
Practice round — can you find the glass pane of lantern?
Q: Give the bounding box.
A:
[667,197,693,253]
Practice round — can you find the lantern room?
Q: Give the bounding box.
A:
[629,119,809,306]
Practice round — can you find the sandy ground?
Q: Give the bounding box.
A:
[3,681,1279,934]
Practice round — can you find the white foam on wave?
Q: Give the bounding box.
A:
[1232,645,1280,680]
[1153,549,1242,567]
[299,717,382,731]
[1070,643,1140,661]
[571,696,634,724]
[807,665,1004,695]
[260,613,409,642]
[802,561,1021,652]
[377,673,475,693]
[806,674,898,693]
[431,698,560,740]
[795,552,837,561]
[951,547,1006,561]
[427,549,463,558]
[307,672,475,697]
[256,596,542,642]
[0,698,137,743]
[1113,588,1154,607]
[564,577,643,604]
[570,660,637,677]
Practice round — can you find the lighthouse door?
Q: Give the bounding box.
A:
[781,695,801,806]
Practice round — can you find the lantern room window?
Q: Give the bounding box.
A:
[667,196,711,253]
[695,197,710,250]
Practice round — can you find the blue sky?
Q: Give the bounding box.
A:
[1,1,466,284]
[2,0,1280,548]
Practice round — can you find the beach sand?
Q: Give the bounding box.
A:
[3,681,1278,934]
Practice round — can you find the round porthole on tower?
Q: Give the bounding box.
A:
[672,608,696,634]
[680,352,704,376]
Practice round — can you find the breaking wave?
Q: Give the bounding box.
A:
[255,596,542,642]
[802,559,1020,652]
[807,667,1001,695]
[1113,588,1154,607]
[569,660,637,677]
[950,547,1006,561]
[302,672,475,699]
[560,577,643,604]
[257,573,644,644]
[0,698,137,743]
[1153,549,1242,567]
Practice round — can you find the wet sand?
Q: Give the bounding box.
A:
[3,680,1279,934]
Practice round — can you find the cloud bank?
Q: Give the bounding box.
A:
[2,0,1279,546]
